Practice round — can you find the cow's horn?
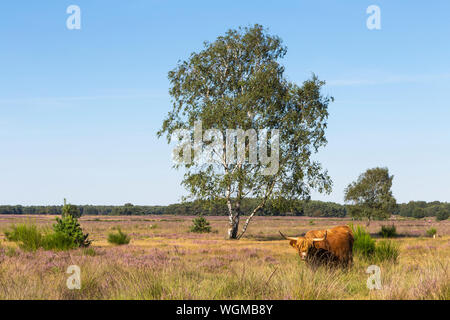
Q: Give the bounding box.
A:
[279,231,297,241]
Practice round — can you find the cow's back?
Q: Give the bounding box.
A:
[307,225,354,265]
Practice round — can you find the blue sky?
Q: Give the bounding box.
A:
[0,0,449,206]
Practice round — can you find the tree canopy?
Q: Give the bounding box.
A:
[344,167,397,224]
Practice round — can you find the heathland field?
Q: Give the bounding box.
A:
[0,215,448,300]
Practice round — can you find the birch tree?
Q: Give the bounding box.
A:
[158,25,333,239]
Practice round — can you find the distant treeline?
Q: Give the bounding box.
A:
[398,201,450,220]
[0,199,448,219]
[0,199,345,217]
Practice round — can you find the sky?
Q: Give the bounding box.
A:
[0,0,449,206]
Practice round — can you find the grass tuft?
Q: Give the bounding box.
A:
[5,224,77,251]
[350,224,375,258]
[107,228,130,245]
[374,240,400,263]
[5,224,43,251]
[426,227,437,237]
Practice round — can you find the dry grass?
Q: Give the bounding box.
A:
[0,215,448,300]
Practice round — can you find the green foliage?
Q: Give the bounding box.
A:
[398,201,450,219]
[350,224,399,263]
[345,167,397,224]
[190,216,212,233]
[110,203,143,216]
[159,198,347,217]
[43,231,77,251]
[301,200,347,217]
[5,224,44,251]
[350,224,375,258]
[53,215,91,247]
[426,227,437,237]
[5,224,76,251]
[436,209,449,221]
[379,225,397,238]
[374,240,399,263]
[107,228,130,245]
[1,200,447,218]
[412,208,426,219]
[158,24,333,239]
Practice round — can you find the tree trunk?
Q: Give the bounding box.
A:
[228,168,243,240]
[227,211,240,239]
[227,196,241,239]
[237,180,276,240]
[237,204,262,239]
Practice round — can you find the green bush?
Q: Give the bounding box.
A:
[379,225,397,238]
[107,228,130,245]
[5,224,44,251]
[42,231,76,251]
[350,224,400,263]
[426,227,437,237]
[5,224,77,251]
[350,224,375,258]
[189,216,211,233]
[374,240,399,263]
[53,215,91,247]
[436,210,449,221]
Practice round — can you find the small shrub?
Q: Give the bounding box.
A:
[350,224,375,258]
[107,228,130,245]
[5,224,44,251]
[426,227,437,237]
[5,224,77,251]
[379,225,397,238]
[350,224,400,264]
[189,216,211,233]
[42,231,76,251]
[374,240,399,263]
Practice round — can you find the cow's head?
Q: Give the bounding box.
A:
[279,231,327,260]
